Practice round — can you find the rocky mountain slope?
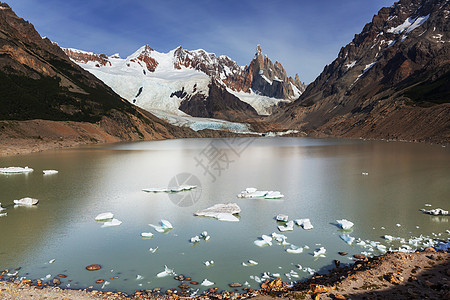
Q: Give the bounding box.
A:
[63,44,306,125]
[0,2,200,149]
[271,0,450,143]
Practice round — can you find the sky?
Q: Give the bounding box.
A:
[9,0,395,83]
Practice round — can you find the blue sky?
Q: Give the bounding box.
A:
[10,0,394,83]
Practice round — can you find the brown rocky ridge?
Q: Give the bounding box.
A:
[270,0,450,144]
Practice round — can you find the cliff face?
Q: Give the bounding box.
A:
[271,0,450,143]
[0,2,198,144]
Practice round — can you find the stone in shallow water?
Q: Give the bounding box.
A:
[86,264,101,271]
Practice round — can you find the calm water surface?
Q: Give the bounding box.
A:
[0,137,449,293]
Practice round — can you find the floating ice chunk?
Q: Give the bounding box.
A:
[265,191,284,199]
[194,203,241,222]
[340,234,355,245]
[204,235,211,241]
[216,213,239,222]
[101,218,122,227]
[254,236,272,247]
[149,247,159,253]
[313,247,326,257]
[101,281,110,289]
[136,275,144,280]
[0,203,5,211]
[141,232,154,238]
[48,259,55,264]
[0,166,33,174]
[142,185,196,193]
[336,219,354,230]
[43,170,58,175]
[245,187,257,193]
[13,197,39,206]
[190,236,200,243]
[251,275,262,283]
[248,260,258,265]
[425,204,432,207]
[295,218,313,230]
[242,262,249,267]
[262,235,272,243]
[383,235,394,241]
[286,245,303,254]
[201,231,208,238]
[201,279,214,286]
[276,214,289,222]
[272,273,280,277]
[149,219,173,232]
[95,212,114,221]
[278,220,294,232]
[377,244,387,252]
[0,212,6,217]
[203,260,214,266]
[396,223,401,227]
[361,172,369,176]
[43,274,51,280]
[420,208,448,216]
[156,265,174,278]
[289,270,299,278]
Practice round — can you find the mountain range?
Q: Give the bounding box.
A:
[0,0,449,153]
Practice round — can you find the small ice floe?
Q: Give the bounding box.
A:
[237,188,284,199]
[43,274,51,280]
[0,212,6,217]
[48,259,55,264]
[420,208,448,216]
[295,218,313,230]
[142,185,196,193]
[141,232,154,238]
[0,166,33,174]
[396,223,401,227]
[101,281,110,289]
[276,214,288,222]
[383,235,394,241]
[271,273,280,277]
[0,203,6,211]
[313,247,326,257]
[286,245,303,254]
[13,197,39,206]
[190,235,200,243]
[254,235,273,247]
[101,218,122,227]
[336,219,354,230]
[340,234,355,245]
[43,170,58,175]
[136,275,144,280]
[250,275,262,283]
[425,204,432,207]
[95,212,114,221]
[149,219,173,233]
[248,259,258,265]
[203,260,214,266]
[361,172,369,176]
[278,220,294,232]
[156,265,174,278]
[201,279,214,286]
[149,247,159,253]
[194,203,241,222]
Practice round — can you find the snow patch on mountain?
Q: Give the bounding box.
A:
[387,14,430,34]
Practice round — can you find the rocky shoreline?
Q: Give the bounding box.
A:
[1,247,448,299]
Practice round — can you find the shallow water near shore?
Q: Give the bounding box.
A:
[0,137,449,293]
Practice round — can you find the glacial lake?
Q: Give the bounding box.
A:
[0,137,449,293]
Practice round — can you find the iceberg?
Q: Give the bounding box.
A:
[101,218,122,227]
[276,214,288,222]
[190,235,200,243]
[201,279,215,286]
[149,247,159,253]
[336,219,354,230]
[286,245,303,254]
[95,212,114,221]
[237,188,284,199]
[141,232,154,238]
[340,234,355,245]
[13,197,39,206]
[149,219,173,233]
[295,218,313,230]
[0,166,33,174]
[142,185,196,193]
[313,247,326,257]
[43,170,58,175]
[278,220,294,232]
[194,203,241,222]
[156,265,174,278]
[420,208,448,216]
